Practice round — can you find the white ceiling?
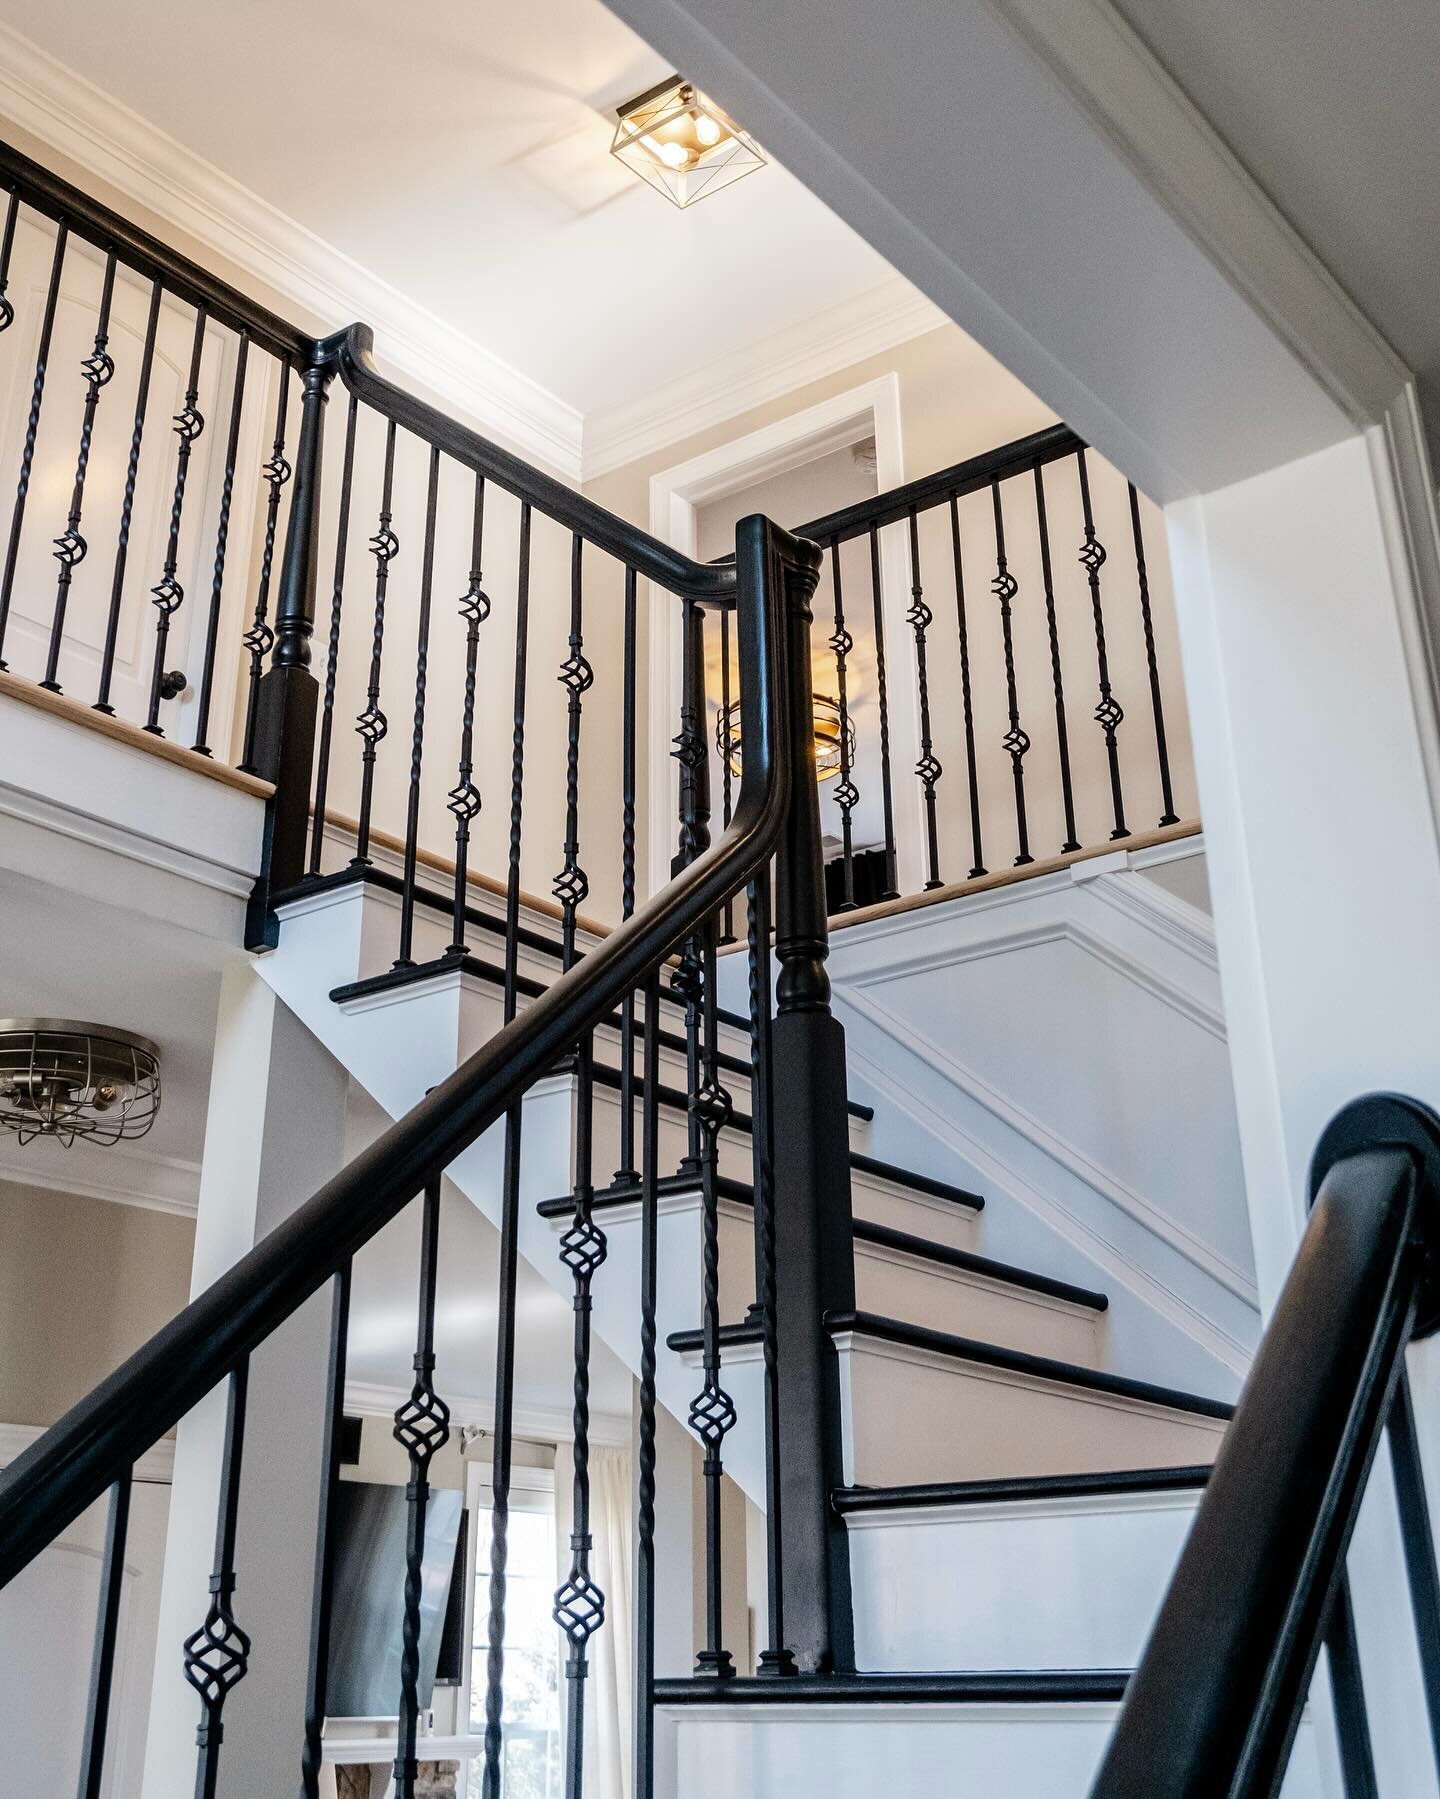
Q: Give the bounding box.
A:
[1107,0,1440,444]
[0,0,924,432]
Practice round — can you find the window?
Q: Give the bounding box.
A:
[465,1465,561,1799]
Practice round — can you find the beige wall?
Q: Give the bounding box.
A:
[0,1181,194,1428]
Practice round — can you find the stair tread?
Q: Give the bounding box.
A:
[652,1670,1130,1705]
[853,1220,1105,1311]
[828,1310,1234,1421]
[325,943,875,1122]
[539,1160,981,1221]
[833,1465,1213,1514]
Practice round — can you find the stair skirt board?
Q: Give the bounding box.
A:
[653,1700,1327,1799]
[845,1484,1204,1670]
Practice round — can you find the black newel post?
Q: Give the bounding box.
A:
[246,350,332,949]
[769,527,856,1675]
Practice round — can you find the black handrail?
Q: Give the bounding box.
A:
[0,510,816,1589]
[1089,1093,1440,1799]
[325,324,736,602]
[0,138,309,364]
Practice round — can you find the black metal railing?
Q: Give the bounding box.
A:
[780,425,1191,913]
[1089,1093,1440,1799]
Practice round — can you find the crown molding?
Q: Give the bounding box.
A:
[0,20,584,481]
[0,1420,175,1482]
[582,277,946,479]
[0,1137,201,1216]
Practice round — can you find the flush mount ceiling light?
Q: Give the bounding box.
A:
[611,76,765,208]
[719,693,855,783]
[0,1019,161,1147]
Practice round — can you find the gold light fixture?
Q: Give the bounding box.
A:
[611,76,765,209]
[718,694,854,783]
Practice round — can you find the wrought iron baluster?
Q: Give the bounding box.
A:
[95,279,161,714]
[551,528,609,1795]
[991,480,1033,866]
[479,498,532,1799]
[868,523,900,900]
[237,362,292,770]
[948,495,986,878]
[634,974,663,1795]
[308,391,359,874]
[446,474,489,955]
[828,540,859,911]
[352,418,399,866]
[392,1180,450,1799]
[183,1361,252,1799]
[144,305,207,735]
[1128,482,1180,828]
[718,603,736,944]
[1076,447,1128,839]
[1033,463,1080,853]
[395,445,441,968]
[907,507,944,888]
[43,248,117,694]
[613,564,640,1187]
[0,188,18,334]
[748,871,796,1677]
[300,1261,352,1799]
[76,1469,132,1799]
[692,921,737,1677]
[1387,1371,1440,1772]
[191,330,249,753]
[0,218,67,670]
[672,596,709,1179]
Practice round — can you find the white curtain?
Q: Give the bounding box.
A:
[554,1442,633,1799]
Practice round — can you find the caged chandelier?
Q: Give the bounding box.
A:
[0,1019,161,1147]
[610,76,765,208]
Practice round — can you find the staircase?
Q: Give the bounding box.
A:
[2,142,1439,1799]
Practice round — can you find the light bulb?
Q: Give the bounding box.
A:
[659,139,691,168]
[694,113,722,147]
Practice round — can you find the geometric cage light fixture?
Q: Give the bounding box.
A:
[0,1019,161,1147]
[718,692,856,784]
[610,75,766,209]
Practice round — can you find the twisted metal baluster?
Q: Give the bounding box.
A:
[392,1180,451,1799]
[672,597,709,1179]
[635,973,662,1797]
[300,1262,352,1799]
[748,871,797,1677]
[0,189,18,334]
[191,330,250,753]
[868,523,900,900]
[95,280,161,714]
[395,446,440,969]
[613,564,640,1186]
[551,529,610,1795]
[479,500,532,1799]
[1128,483,1180,827]
[0,219,67,669]
[718,603,736,944]
[183,1361,252,1799]
[692,924,737,1677]
[76,1470,132,1799]
[1033,463,1080,853]
[352,418,398,866]
[144,306,207,734]
[1076,447,1128,839]
[991,480,1034,866]
[948,495,987,878]
[308,392,359,874]
[828,540,860,911]
[447,474,489,954]
[907,506,944,888]
[237,363,292,769]
[42,248,117,694]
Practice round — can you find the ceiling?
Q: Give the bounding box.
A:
[0,0,922,430]
[1107,0,1440,443]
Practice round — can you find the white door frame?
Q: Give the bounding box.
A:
[644,373,921,898]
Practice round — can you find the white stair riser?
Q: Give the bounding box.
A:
[836,1335,1226,1486]
[656,1705,1325,1799]
[849,1490,1201,1670]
